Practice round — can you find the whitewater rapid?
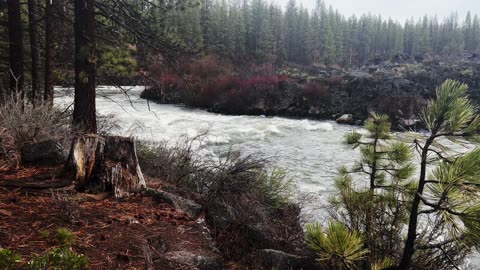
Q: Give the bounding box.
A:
[55,86,363,215]
[55,86,477,211]
[55,86,479,268]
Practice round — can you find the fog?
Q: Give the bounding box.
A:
[276,0,480,23]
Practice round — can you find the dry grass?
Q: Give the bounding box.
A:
[0,99,71,169]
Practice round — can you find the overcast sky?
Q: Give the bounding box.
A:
[275,0,480,23]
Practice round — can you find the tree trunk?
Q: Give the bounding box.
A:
[28,0,40,105]
[7,0,24,99]
[44,0,56,106]
[66,135,146,198]
[73,0,96,133]
[398,137,434,270]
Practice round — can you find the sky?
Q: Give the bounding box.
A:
[276,0,480,23]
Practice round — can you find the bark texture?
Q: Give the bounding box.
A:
[7,0,24,98]
[28,0,40,104]
[73,0,97,133]
[44,0,57,106]
[66,135,146,198]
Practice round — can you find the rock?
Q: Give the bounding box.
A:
[250,249,317,270]
[336,114,354,125]
[245,223,274,248]
[140,87,165,103]
[206,201,236,230]
[399,118,420,128]
[145,188,202,219]
[21,140,68,166]
[348,71,372,79]
[164,251,224,270]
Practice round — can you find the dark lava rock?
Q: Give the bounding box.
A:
[249,249,318,270]
[206,201,237,230]
[21,140,68,166]
[245,223,275,248]
[140,59,480,129]
[164,251,224,270]
[145,188,202,219]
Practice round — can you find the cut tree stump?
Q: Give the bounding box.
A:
[65,134,146,198]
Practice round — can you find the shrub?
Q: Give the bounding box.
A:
[138,137,296,206]
[327,76,344,86]
[0,248,21,270]
[0,99,71,168]
[254,166,295,208]
[186,55,229,80]
[461,68,475,77]
[137,139,199,190]
[26,247,88,270]
[137,138,302,259]
[305,222,368,270]
[55,228,76,246]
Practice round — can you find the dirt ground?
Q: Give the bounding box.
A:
[0,166,227,269]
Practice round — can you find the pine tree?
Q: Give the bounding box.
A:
[472,15,480,53]
[306,113,414,269]
[399,80,480,269]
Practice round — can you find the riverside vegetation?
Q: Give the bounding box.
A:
[2,0,480,269]
[1,79,480,270]
[305,80,480,270]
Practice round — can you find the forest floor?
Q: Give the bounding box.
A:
[0,165,232,270]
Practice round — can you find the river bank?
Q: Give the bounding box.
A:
[141,57,480,128]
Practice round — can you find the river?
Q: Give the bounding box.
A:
[55,85,478,269]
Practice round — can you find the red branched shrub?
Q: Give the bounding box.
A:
[186,55,230,80]
[158,73,178,87]
[327,76,344,87]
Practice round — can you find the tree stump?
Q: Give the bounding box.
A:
[65,134,146,198]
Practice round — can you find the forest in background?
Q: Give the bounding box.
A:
[1,0,480,78]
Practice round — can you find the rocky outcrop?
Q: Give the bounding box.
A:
[145,188,203,219]
[249,249,318,270]
[21,140,68,166]
[206,201,236,230]
[141,57,480,129]
[163,251,224,270]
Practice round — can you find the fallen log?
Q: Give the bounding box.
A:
[65,134,146,198]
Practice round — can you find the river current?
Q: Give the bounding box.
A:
[55,86,478,269]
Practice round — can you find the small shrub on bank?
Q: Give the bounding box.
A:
[26,247,88,270]
[305,222,368,270]
[0,248,21,269]
[256,166,295,208]
[138,138,296,206]
[0,100,70,148]
[55,228,77,246]
[137,137,303,259]
[0,99,71,168]
[137,139,199,189]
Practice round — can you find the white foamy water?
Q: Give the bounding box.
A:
[55,86,478,269]
[55,86,360,201]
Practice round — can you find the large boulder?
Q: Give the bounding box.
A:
[398,118,421,129]
[206,201,237,230]
[249,249,318,270]
[145,188,202,219]
[21,140,68,166]
[336,114,354,125]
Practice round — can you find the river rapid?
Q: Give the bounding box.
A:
[55,86,478,269]
[56,86,363,210]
